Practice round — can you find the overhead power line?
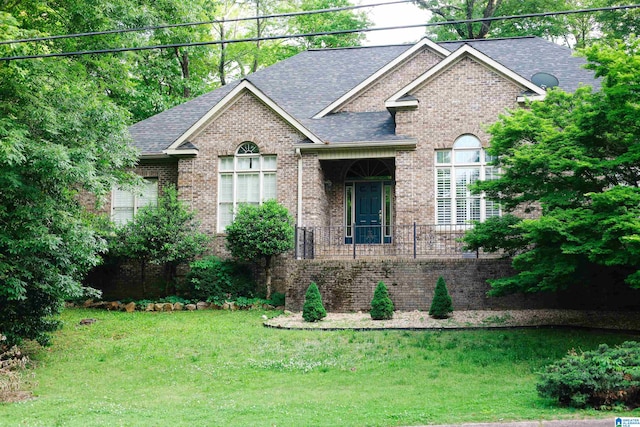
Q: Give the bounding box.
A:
[2,4,640,62]
[0,0,413,46]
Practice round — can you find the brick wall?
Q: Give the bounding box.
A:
[283,259,558,312]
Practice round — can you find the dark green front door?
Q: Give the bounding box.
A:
[355,181,382,244]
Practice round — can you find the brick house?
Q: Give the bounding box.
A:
[107,36,600,309]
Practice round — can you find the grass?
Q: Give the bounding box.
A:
[2,308,640,427]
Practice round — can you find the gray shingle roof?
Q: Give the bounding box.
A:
[301,112,410,143]
[247,45,411,119]
[130,37,599,155]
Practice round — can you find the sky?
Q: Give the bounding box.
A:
[363,0,432,46]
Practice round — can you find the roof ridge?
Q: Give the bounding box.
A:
[307,43,412,52]
[438,35,537,44]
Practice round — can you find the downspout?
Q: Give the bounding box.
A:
[295,148,303,260]
[295,148,302,226]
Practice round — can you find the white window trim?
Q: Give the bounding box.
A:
[217,143,277,232]
[435,136,500,226]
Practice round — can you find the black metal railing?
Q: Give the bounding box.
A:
[295,224,498,259]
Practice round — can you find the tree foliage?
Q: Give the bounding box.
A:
[370,281,394,320]
[225,200,294,299]
[110,186,209,295]
[289,0,370,51]
[181,256,256,302]
[429,277,453,319]
[537,341,640,408]
[302,282,327,322]
[2,0,370,123]
[0,15,138,346]
[414,0,637,47]
[464,39,640,295]
[415,0,505,40]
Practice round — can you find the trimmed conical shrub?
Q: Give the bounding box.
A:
[302,282,326,322]
[429,276,453,319]
[370,281,394,320]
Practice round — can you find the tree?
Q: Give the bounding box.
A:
[110,186,209,295]
[429,277,453,319]
[414,0,604,47]
[289,0,371,51]
[370,281,394,320]
[463,39,640,296]
[596,0,640,44]
[302,282,327,322]
[415,0,505,40]
[0,14,138,346]
[3,0,372,123]
[225,200,295,299]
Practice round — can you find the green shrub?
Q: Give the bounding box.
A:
[302,283,326,322]
[269,292,286,307]
[181,256,255,301]
[370,281,394,320]
[429,276,453,319]
[537,341,640,409]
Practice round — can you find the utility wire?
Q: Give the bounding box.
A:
[2,4,640,61]
[0,0,412,46]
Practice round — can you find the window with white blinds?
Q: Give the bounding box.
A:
[218,142,277,231]
[435,135,499,225]
[111,178,158,225]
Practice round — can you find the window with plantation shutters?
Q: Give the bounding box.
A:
[218,142,277,232]
[435,135,500,225]
[111,178,158,225]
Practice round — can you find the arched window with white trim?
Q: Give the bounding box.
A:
[435,134,499,225]
[218,142,277,231]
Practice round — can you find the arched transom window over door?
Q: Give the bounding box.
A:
[435,134,500,225]
[218,142,277,231]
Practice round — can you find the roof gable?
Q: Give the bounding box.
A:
[439,37,600,93]
[313,38,450,118]
[164,80,323,155]
[386,44,547,109]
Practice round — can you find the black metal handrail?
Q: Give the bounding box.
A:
[295,224,497,260]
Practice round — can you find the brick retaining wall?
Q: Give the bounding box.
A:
[282,258,558,312]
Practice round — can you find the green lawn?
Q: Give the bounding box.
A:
[2,309,640,426]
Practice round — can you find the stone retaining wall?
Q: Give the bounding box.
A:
[282,258,558,312]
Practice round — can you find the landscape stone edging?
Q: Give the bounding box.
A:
[72,300,280,312]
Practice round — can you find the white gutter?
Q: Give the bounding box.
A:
[294,139,417,151]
